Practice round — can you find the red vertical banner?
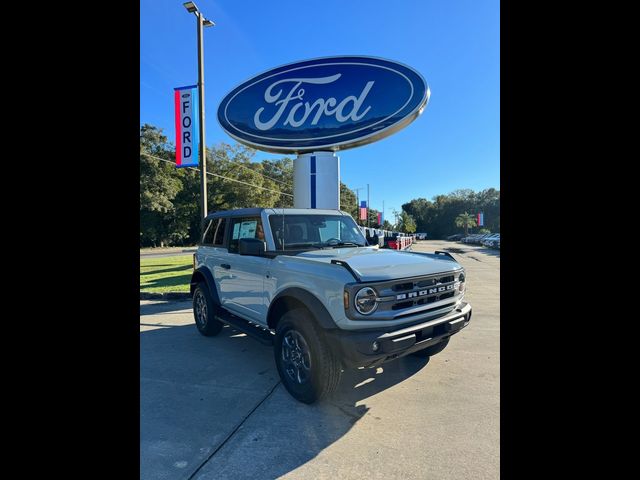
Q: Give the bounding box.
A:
[377,212,381,224]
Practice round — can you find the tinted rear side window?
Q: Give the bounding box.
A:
[202,219,216,245]
[213,218,227,246]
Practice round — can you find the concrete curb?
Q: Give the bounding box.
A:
[140,292,191,301]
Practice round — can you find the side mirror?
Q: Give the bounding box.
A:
[239,238,266,256]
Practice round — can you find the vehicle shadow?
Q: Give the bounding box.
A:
[140,321,431,480]
[477,247,500,258]
[140,273,192,290]
[140,264,193,275]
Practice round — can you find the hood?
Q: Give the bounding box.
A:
[293,247,461,282]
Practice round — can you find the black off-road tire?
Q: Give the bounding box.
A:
[274,308,342,404]
[192,282,223,337]
[411,337,450,358]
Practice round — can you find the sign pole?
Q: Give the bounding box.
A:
[367,184,370,228]
[196,12,208,220]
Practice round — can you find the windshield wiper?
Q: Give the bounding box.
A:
[283,242,325,250]
[325,241,365,248]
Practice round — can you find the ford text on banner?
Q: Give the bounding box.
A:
[174,85,199,168]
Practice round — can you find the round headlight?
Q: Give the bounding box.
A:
[354,287,378,315]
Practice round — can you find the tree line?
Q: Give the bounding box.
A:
[402,188,500,239]
[140,124,499,246]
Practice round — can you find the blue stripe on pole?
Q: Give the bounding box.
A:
[310,156,316,208]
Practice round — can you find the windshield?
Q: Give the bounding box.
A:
[268,214,367,250]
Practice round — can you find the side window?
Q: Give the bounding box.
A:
[213,218,227,246]
[228,217,263,253]
[202,219,216,245]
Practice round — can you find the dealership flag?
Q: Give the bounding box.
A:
[174,85,199,168]
[477,212,484,227]
[360,201,367,220]
[377,212,382,225]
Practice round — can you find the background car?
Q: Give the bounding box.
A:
[481,233,500,247]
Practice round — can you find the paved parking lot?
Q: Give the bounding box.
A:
[140,240,499,479]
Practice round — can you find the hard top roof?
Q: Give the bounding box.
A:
[204,208,349,220]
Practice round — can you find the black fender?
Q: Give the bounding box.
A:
[190,267,221,306]
[267,287,338,331]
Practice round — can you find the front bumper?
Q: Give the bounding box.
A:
[324,302,472,368]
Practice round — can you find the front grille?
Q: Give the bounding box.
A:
[346,268,465,321]
[392,301,414,310]
[384,273,462,317]
[392,282,414,292]
[416,278,437,288]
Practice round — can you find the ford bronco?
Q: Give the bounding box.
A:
[190,208,471,404]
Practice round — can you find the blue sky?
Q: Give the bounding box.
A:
[141,0,499,217]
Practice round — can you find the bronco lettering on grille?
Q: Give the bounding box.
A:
[396,283,457,300]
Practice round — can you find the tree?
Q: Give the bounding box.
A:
[455,212,477,236]
[139,125,298,247]
[340,183,357,219]
[140,124,185,246]
[402,197,433,233]
[140,124,183,213]
[401,188,499,239]
[398,211,417,233]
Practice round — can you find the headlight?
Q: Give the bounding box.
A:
[354,287,378,315]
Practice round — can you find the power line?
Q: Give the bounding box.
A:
[255,157,294,176]
[212,155,292,188]
[140,152,293,197]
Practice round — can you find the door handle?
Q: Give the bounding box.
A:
[221,263,231,269]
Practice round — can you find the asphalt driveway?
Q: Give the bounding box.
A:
[140,240,499,479]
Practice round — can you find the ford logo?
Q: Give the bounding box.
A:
[217,56,430,154]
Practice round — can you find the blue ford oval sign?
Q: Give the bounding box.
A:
[217,56,430,154]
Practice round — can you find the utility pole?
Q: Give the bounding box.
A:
[367,184,370,228]
[184,1,215,221]
[354,187,364,225]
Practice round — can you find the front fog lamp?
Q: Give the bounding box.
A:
[354,287,378,315]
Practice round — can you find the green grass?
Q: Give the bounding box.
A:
[140,255,193,293]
